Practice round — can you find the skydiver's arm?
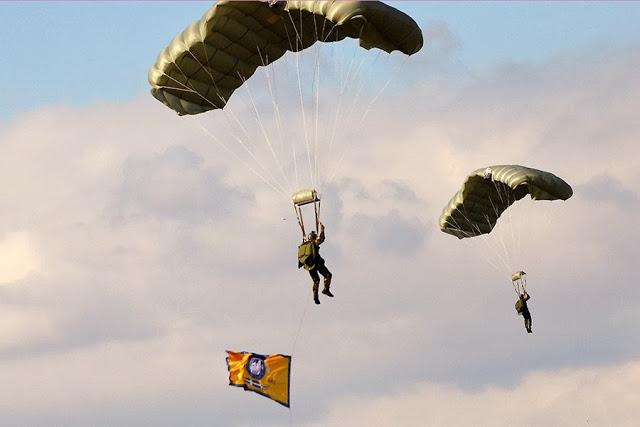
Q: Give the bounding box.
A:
[317,222,325,245]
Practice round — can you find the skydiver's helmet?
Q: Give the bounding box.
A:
[308,231,317,241]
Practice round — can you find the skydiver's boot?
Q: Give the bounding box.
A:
[321,274,334,297]
[313,282,320,305]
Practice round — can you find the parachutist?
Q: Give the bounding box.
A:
[297,221,333,305]
[440,165,573,239]
[515,291,532,333]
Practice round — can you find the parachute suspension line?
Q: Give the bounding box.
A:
[511,275,527,296]
[310,17,341,193]
[236,57,293,195]
[280,13,305,192]
[361,54,413,122]
[175,41,291,200]
[294,204,306,239]
[520,276,527,295]
[321,45,367,187]
[199,125,289,200]
[493,181,517,266]
[298,30,316,192]
[273,28,299,193]
[255,40,291,191]
[490,181,524,274]
[323,48,401,187]
[213,92,290,199]
[311,16,326,191]
[282,9,315,192]
[448,205,510,276]
[165,47,289,200]
[314,18,345,192]
[485,189,514,273]
[306,19,356,193]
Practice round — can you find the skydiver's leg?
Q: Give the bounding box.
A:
[318,262,333,297]
[309,269,321,304]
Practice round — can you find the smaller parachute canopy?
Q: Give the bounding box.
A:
[511,270,526,282]
[292,189,319,207]
[439,165,573,239]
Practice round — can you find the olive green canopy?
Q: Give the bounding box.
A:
[148,1,423,116]
[439,165,573,239]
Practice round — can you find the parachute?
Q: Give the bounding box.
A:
[148,1,423,116]
[439,165,573,239]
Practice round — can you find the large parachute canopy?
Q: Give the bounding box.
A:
[148,0,424,116]
[439,165,573,239]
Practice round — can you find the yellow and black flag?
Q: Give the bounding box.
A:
[226,351,292,407]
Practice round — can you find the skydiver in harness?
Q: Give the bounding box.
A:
[293,189,334,305]
[298,221,333,305]
[515,291,532,333]
[511,271,532,333]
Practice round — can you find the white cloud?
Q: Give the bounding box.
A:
[0,231,40,283]
[307,360,640,427]
[0,31,638,426]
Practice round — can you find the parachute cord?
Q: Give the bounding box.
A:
[158,42,292,200]
[448,207,512,276]
[236,72,293,194]
[297,39,316,191]
[486,193,514,273]
[311,14,321,189]
[512,281,521,297]
[360,53,412,122]
[253,41,295,195]
[199,126,289,200]
[190,39,291,198]
[282,9,315,191]
[294,204,306,238]
[281,12,304,191]
[321,43,372,189]
[492,181,519,271]
[216,103,290,197]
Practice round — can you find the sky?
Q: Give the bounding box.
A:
[1,1,639,426]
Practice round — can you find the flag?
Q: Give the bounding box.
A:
[226,350,292,407]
